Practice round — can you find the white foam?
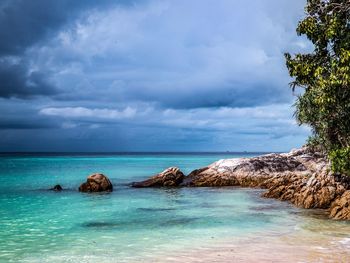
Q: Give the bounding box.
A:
[339,237,350,245]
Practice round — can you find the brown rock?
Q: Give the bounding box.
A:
[330,191,350,220]
[129,146,350,220]
[182,147,350,219]
[79,173,113,192]
[292,170,344,209]
[183,150,309,187]
[131,167,184,187]
[262,172,306,201]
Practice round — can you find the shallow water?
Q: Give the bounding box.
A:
[1,153,350,262]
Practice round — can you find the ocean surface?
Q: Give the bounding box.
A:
[1,153,350,262]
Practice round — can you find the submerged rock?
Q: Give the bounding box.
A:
[50,184,63,191]
[79,173,113,192]
[131,167,184,187]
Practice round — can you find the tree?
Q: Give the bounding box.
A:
[285,0,350,174]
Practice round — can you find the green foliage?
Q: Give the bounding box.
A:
[330,147,350,175]
[306,135,326,152]
[285,0,350,174]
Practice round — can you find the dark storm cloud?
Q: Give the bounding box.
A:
[0,0,137,56]
[0,0,311,152]
[0,99,59,129]
[0,59,57,98]
[0,0,141,98]
[114,81,290,109]
[0,120,56,129]
[42,0,308,109]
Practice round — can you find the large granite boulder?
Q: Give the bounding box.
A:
[182,149,312,187]
[132,167,184,187]
[79,173,113,192]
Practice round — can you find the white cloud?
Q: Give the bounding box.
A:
[158,104,301,132]
[40,106,136,119]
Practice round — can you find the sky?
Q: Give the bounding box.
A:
[0,0,312,152]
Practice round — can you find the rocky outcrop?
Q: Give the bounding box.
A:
[184,147,350,219]
[183,148,315,187]
[79,173,113,192]
[132,167,184,187]
[132,147,350,220]
[262,169,346,209]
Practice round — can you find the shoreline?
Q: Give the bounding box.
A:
[132,147,350,220]
[157,229,350,263]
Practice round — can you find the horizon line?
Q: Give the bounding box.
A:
[0,151,283,155]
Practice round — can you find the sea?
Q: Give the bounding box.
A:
[1,153,350,262]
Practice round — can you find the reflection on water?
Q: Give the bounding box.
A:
[137,207,177,212]
[83,221,122,228]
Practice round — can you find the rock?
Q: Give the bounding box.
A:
[79,173,113,192]
[180,147,350,220]
[262,172,306,201]
[329,191,350,220]
[131,167,184,187]
[183,151,309,187]
[129,147,350,220]
[50,184,63,191]
[261,162,349,214]
[293,170,344,209]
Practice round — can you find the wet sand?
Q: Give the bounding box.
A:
[158,230,350,262]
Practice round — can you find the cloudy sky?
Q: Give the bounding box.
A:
[0,0,311,152]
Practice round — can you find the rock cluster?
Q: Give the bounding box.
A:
[79,173,113,192]
[132,147,350,220]
[132,167,184,187]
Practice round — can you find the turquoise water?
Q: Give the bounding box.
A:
[1,153,350,262]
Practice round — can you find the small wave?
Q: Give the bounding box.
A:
[339,238,350,245]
